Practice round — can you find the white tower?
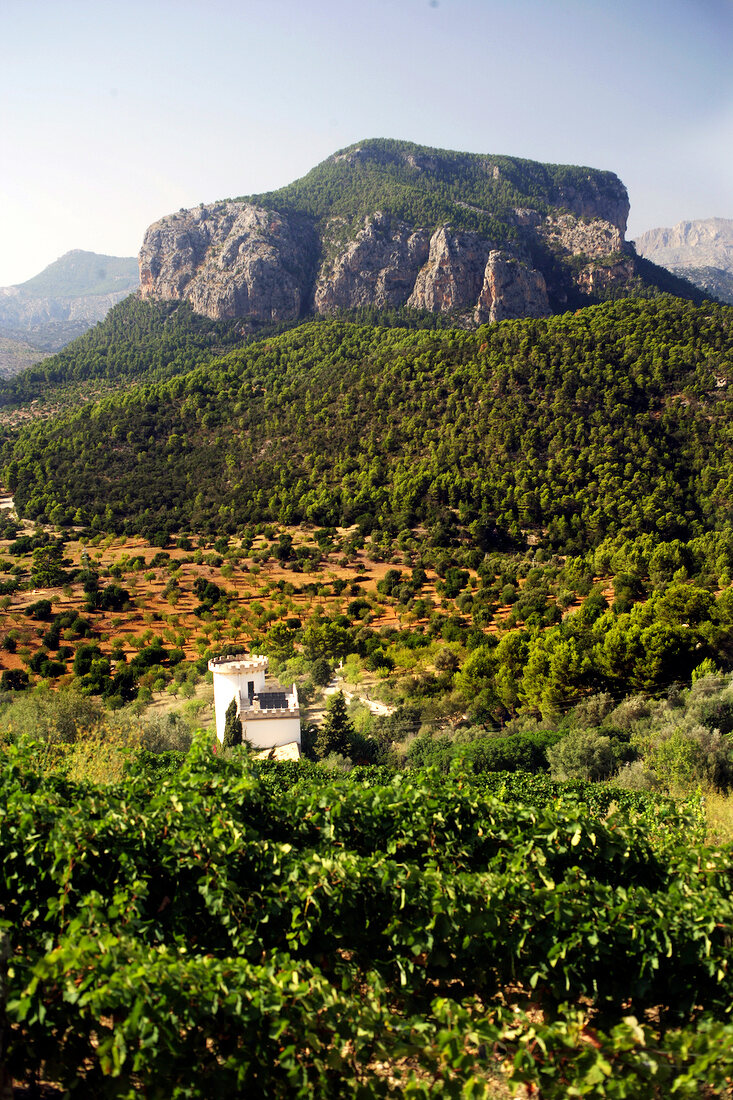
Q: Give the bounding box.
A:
[208,653,300,749]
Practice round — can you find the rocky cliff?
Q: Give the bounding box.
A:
[139,204,316,322]
[634,218,733,304]
[635,218,733,272]
[138,139,699,326]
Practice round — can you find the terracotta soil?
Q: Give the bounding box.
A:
[0,526,450,684]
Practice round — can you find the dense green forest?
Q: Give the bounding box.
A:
[0,297,247,407]
[3,297,730,548]
[0,298,460,410]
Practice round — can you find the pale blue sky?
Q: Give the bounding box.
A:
[1,0,731,284]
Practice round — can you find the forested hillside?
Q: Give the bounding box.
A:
[0,297,245,408]
[0,298,457,412]
[3,297,731,550]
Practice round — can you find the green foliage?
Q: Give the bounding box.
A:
[30,539,66,587]
[26,598,53,621]
[547,728,616,782]
[0,686,103,745]
[222,697,242,748]
[314,691,354,758]
[5,298,731,547]
[406,728,564,774]
[310,656,333,686]
[1,745,727,1096]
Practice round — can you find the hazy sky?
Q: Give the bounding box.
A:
[1,0,731,285]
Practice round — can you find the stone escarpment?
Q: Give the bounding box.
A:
[139,202,628,326]
[313,214,431,312]
[475,252,551,324]
[138,142,644,326]
[139,203,317,322]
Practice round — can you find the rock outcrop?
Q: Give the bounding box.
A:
[474,252,550,324]
[137,140,692,327]
[550,178,629,236]
[139,203,316,322]
[139,202,625,327]
[314,214,430,312]
[540,213,624,259]
[408,229,492,313]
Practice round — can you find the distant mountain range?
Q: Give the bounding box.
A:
[0,250,139,375]
[139,138,706,328]
[634,218,733,304]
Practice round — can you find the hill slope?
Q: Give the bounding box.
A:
[4,297,731,550]
[0,250,139,373]
[0,336,52,379]
[139,139,706,328]
[671,265,733,305]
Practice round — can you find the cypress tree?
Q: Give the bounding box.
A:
[222,698,243,748]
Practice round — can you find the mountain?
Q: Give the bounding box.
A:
[139,139,706,327]
[635,218,733,270]
[635,218,733,303]
[0,250,139,373]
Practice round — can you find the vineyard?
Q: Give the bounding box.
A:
[3,740,733,1097]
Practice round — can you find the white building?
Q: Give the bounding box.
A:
[208,653,301,750]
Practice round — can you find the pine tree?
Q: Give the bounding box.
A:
[222,698,243,748]
[315,692,353,759]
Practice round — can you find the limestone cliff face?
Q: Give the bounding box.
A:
[314,214,430,312]
[408,229,491,313]
[137,143,656,326]
[139,202,316,322]
[475,252,550,324]
[138,199,634,326]
[550,178,629,236]
[540,213,624,259]
[536,212,633,303]
[312,218,550,322]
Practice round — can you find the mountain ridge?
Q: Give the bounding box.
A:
[635,217,733,271]
[139,139,706,328]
